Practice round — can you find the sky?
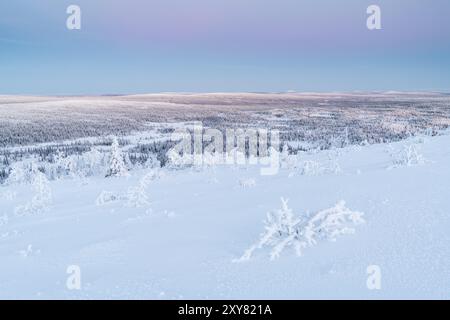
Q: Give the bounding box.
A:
[0,0,449,95]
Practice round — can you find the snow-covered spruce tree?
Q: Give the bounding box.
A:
[105,137,129,178]
[126,170,158,208]
[5,163,27,185]
[80,148,105,177]
[280,144,290,169]
[236,198,364,261]
[53,151,78,179]
[14,164,52,216]
[144,153,161,169]
[390,144,426,168]
[386,142,425,169]
[52,150,65,179]
[279,144,299,171]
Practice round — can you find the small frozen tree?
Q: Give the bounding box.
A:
[144,153,160,169]
[52,151,65,178]
[81,148,105,176]
[405,144,424,165]
[279,144,299,171]
[236,198,301,261]
[54,151,77,179]
[105,137,129,178]
[388,144,427,169]
[126,170,158,208]
[280,144,290,168]
[14,164,52,216]
[236,198,364,261]
[5,163,27,185]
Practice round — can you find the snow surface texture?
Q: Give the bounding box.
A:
[0,132,449,299]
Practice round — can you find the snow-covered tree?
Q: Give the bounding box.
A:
[144,153,161,169]
[236,198,364,261]
[14,164,52,216]
[280,144,290,168]
[105,137,129,177]
[280,144,299,170]
[390,144,426,168]
[5,163,27,185]
[126,170,157,208]
[53,151,77,179]
[80,148,105,176]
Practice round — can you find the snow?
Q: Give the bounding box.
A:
[0,132,449,299]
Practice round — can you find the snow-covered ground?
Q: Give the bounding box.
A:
[0,132,449,299]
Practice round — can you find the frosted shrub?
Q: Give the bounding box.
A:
[6,165,27,185]
[166,148,192,170]
[80,148,106,177]
[236,198,364,261]
[105,137,129,177]
[96,170,159,209]
[19,244,40,258]
[236,198,299,261]
[5,161,36,185]
[144,153,161,169]
[126,170,158,208]
[14,167,52,216]
[60,155,77,178]
[280,146,302,172]
[390,144,426,168]
[50,148,109,179]
[280,145,291,169]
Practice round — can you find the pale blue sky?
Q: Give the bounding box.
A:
[1,0,449,94]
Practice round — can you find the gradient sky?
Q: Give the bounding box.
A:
[0,0,449,94]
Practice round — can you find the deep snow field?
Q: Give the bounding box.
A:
[0,131,449,299]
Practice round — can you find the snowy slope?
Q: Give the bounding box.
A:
[0,133,449,299]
